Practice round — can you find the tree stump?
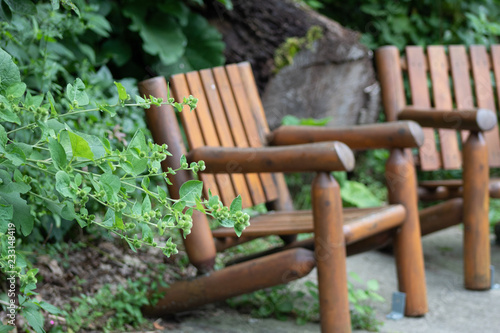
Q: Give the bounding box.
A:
[204,0,380,129]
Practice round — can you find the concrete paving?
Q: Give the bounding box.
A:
[162,226,500,332]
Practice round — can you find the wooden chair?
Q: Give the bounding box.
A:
[376,45,499,291]
[138,62,428,332]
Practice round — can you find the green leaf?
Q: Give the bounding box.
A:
[366,279,379,291]
[141,195,151,214]
[48,137,67,170]
[155,12,225,75]
[0,325,15,332]
[114,81,128,101]
[229,195,242,214]
[68,130,94,160]
[22,306,44,333]
[179,180,203,204]
[61,202,77,221]
[66,78,89,107]
[172,200,185,213]
[218,218,234,228]
[37,301,63,315]
[5,143,27,166]
[281,115,332,126]
[208,191,219,208]
[114,211,124,230]
[195,197,206,214]
[0,95,20,124]
[51,0,60,10]
[141,176,150,191]
[128,130,148,154]
[5,82,26,98]
[340,180,382,208]
[55,171,73,198]
[100,172,121,202]
[0,124,7,147]
[0,204,13,232]
[0,191,33,236]
[4,0,36,15]
[0,47,21,94]
[125,10,185,66]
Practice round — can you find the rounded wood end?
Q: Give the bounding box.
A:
[334,141,355,171]
[407,120,425,147]
[476,108,497,131]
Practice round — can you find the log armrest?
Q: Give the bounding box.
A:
[186,142,354,174]
[267,121,424,150]
[398,107,497,131]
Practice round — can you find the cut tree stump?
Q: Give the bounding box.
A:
[204,0,380,129]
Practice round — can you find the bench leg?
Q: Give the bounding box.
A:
[463,132,491,290]
[386,149,428,316]
[312,172,351,333]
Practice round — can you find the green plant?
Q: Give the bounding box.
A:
[62,277,165,332]
[281,116,384,209]
[303,0,500,49]
[227,274,384,331]
[0,43,248,332]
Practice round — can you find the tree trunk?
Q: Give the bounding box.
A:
[204,0,380,129]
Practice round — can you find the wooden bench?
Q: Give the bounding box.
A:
[139,62,428,332]
[376,45,499,290]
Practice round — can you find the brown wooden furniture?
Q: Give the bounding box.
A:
[138,62,428,332]
[376,45,499,291]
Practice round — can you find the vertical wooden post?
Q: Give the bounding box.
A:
[386,149,428,316]
[462,132,491,290]
[312,172,351,333]
[138,77,217,273]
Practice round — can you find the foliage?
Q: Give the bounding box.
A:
[227,274,384,331]
[281,114,332,127]
[303,0,500,49]
[281,116,384,209]
[0,44,248,332]
[60,277,164,332]
[273,25,323,72]
[0,1,247,331]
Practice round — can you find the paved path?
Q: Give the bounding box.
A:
[162,226,500,333]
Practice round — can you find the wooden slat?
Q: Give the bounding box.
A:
[237,62,293,211]
[212,205,405,245]
[470,45,500,167]
[427,46,461,169]
[449,45,474,142]
[211,66,267,206]
[406,46,441,170]
[237,62,271,137]
[184,72,237,205]
[198,69,253,208]
[488,45,500,167]
[170,73,221,199]
[225,64,279,202]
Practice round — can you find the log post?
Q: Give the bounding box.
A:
[312,172,351,333]
[386,149,428,316]
[462,132,491,290]
[138,77,217,273]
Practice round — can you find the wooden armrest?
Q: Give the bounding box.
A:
[399,107,497,131]
[186,142,355,173]
[267,121,424,149]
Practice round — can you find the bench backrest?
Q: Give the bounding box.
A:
[169,62,282,209]
[376,45,500,171]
